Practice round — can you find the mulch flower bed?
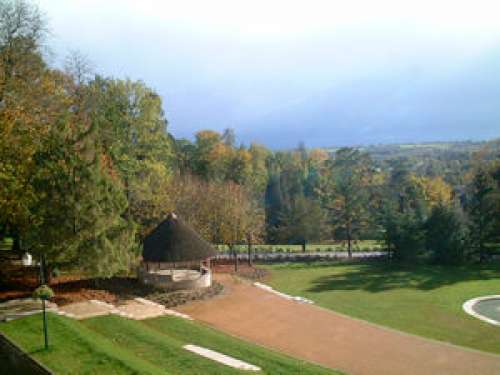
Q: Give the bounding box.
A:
[0,264,268,308]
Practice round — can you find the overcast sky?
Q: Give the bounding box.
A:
[39,0,500,147]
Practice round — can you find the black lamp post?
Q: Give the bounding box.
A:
[34,255,54,350]
[33,284,54,350]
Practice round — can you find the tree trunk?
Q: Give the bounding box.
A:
[233,246,239,272]
[247,242,252,267]
[12,229,21,253]
[46,265,53,285]
[302,240,306,253]
[347,223,352,259]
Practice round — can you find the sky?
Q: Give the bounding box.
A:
[39,0,500,148]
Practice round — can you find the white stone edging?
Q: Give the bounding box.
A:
[183,344,261,371]
[134,297,193,320]
[253,282,314,304]
[462,295,500,326]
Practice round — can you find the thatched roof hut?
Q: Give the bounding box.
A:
[142,213,215,263]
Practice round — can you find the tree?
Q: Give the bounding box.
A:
[0,0,48,249]
[378,160,428,261]
[466,167,497,262]
[425,204,468,264]
[275,195,324,250]
[247,143,270,195]
[170,175,263,270]
[89,77,172,237]
[411,175,453,208]
[325,148,373,258]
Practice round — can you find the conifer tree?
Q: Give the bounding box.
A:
[467,167,496,262]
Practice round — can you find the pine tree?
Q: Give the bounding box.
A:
[325,148,373,258]
[467,168,496,262]
[425,204,468,264]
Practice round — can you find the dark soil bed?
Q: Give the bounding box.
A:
[0,271,224,308]
[0,263,268,308]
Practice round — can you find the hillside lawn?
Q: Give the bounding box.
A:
[0,313,340,374]
[264,261,500,355]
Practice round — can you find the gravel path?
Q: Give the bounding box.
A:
[177,274,500,375]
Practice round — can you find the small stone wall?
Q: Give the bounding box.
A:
[138,266,211,291]
[0,331,53,374]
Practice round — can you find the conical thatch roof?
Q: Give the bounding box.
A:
[142,213,215,262]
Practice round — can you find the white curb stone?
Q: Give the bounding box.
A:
[463,295,500,326]
[254,282,314,304]
[184,344,261,371]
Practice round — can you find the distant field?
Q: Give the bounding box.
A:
[217,240,383,253]
[0,314,340,374]
[265,262,500,355]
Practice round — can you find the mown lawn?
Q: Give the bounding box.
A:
[0,313,340,374]
[265,261,500,355]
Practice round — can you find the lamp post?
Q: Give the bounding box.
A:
[33,284,54,350]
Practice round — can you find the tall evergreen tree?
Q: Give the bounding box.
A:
[379,160,428,261]
[325,148,373,258]
[467,167,496,262]
[425,204,468,264]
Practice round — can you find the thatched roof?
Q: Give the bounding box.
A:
[142,213,215,262]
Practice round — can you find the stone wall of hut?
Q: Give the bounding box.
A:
[137,266,211,291]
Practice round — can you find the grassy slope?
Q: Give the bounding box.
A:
[265,262,500,354]
[0,313,340,374]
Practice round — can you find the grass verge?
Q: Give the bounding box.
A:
[0,313,341,374]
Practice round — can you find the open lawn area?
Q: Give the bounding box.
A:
[0,313,339,374]
[264,261,500,355]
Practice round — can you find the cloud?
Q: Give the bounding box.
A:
[39,0,500,146]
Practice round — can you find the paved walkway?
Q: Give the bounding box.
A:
[56,298,191,320]
[177,274,500,375]
[0,298,57,321]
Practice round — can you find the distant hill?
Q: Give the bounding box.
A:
[322,141,490,161]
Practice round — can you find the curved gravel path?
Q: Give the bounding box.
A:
[177,274,500,375]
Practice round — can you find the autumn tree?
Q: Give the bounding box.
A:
[89,77,172,237]
[0,0,48,249]
[411,175,453,208]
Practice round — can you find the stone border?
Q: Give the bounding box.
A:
[56,298,193,321]
[462,295,500,326]
[253,282,314,304]
[183,344,261,371]
[134,297,193,320]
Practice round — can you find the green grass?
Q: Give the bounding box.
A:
[264,261,500,355]
[0,237,13,251]
[0,313,341,374]
[217,240,384,253]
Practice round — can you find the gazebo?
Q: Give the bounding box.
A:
[138,213,216,291]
